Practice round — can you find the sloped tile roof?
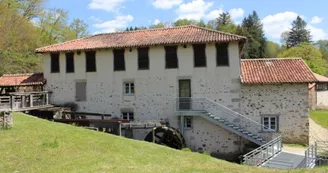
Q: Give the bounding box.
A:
[241,58,317,84]
[313,73,328,83]
[35,25,246,53]
[0,73,44,87]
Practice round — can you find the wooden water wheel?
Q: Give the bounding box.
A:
[144,126,186,149]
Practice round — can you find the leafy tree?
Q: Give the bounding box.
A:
[174,19,207,27]
[278,43,328,75]
[315,40,328,62]
[286,16,311,48]
[215,12,237,33]
[65,19,89,40]
[264,41,281,58]
[149,22,167,29]
[238,11,266,58]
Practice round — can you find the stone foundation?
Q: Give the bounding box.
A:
[0,112,13,129]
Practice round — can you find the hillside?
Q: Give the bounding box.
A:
[0,113,327,173]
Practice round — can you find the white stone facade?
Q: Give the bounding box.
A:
[42,41,310,158]
[317,90,328,106]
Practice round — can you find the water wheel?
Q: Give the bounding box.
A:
[144,126,186,149]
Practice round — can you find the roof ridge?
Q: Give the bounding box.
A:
[189,25,247,39]
[241,58,303,61]
[35,36,92,52]
[2,73,43,77]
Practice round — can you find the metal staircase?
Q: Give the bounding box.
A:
[175,97,279,145]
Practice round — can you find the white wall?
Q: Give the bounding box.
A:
[43,42,244,156]
[317,90,328,106]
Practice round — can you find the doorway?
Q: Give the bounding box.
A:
[178,79,191,110]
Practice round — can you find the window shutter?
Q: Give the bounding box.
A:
[114,49,126,71]
[66,52,74,73]
[138,47,149,70]
[76,81,87,101]
[85,51,96,72]
[193,44,206,67]
[216,43,229,66]
[165,46,178,69]
[50,53,60,73]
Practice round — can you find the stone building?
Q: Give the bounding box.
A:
[36,26,317,160]
[309,73,328,108]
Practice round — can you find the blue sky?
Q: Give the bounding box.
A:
[45,0,328,43]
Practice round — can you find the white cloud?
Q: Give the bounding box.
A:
[310,16,323,24]
[152,0,183,9]
[262,11,298,39]
[88,0,126,12]
[89,16,103,23]
[204,9,223,20]
[176,0,213,20]
[93,15,134,33]
[154,19,161,25]
[307,25,327,40]
[229,8,244,19]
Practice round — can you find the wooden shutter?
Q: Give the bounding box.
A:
[216,43,229,66]
[165,46,178,69]
[86,51,96,72]
[114,49,125,71]
[75,81,86,101]
[193,44,206,67]
[50,53,60,73]
[138,47,149,70]
[66,52,74,73]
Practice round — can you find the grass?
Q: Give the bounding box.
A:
[310,110,328,129]
[0,113,327,173]
[283,143,307,149]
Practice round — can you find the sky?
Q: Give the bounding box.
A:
[45,0,328,43]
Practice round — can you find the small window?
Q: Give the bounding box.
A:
[85,51,96,72]
[184,116,193,129]
[216,43,229,66]
[66,52,74,73]
[75,81,86,101]
[262,116,278,132]
[138,47,149,70]
[50,53,60,73]
[114,49,125,71]
[193,44,206,67]
[165,46,178,69]
[124,82,135,95]
[122,112,134,121]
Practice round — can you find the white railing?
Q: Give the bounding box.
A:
[175,97,279,142]
[0,91,50,111]
[297,143,317,168]
[242,136,283,166]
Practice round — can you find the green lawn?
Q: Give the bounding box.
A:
[310,110,328,129]
[0,113,327,173]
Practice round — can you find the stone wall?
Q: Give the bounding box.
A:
[0,112,13,129]
[308,84,317,109]
[241,84,309,145]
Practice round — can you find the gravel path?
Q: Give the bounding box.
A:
[309,119,328,144]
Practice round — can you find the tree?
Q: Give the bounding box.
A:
[149,22,167,29]
[315,40,328,62]
[264,41,281,58]
[278,43,328,75]
[17,0,44,20]
[66,19,89,39]
[174,19,207,27]
[215,12,237,33]
[286,16,311,48]
[238,11,266,58]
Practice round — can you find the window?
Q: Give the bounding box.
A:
[75,81,87,101]
[85,51,96,72]
[122,112,134,121]
[138,47,149,70]
[216,43,229,66]
[184,116,193,129]
[262,116,278,132]
[193,44,206,67]
[66,52,74,73]
[50,53,60,73]
[317,83,328,91]
[124,82,135,95]
[165,46,178,69]
[114,49,125,71]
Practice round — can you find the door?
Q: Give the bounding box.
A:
[179,79,191,110]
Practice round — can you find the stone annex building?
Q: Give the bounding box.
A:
[36,25,317,160]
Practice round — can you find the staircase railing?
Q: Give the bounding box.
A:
[241,136,282,166]
[297,143,317,168]
[175,97,279,142]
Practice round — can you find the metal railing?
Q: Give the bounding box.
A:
[297,143,317,168]
[242,136,283,166]
[0,91,50,111]
[175,97,279,142]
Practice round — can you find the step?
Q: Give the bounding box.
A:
[232,126,239,130]
[227,124,234,127]
[247,133,254,137]
[214,117,221,120]
[237,128,244,132]
[242,131,249,134]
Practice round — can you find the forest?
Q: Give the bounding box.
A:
[1,0,328,75]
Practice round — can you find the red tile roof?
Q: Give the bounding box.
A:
[35,25,246,53]
[241,58,317,84]
[313,73,328,83]
[0,73,44,87]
